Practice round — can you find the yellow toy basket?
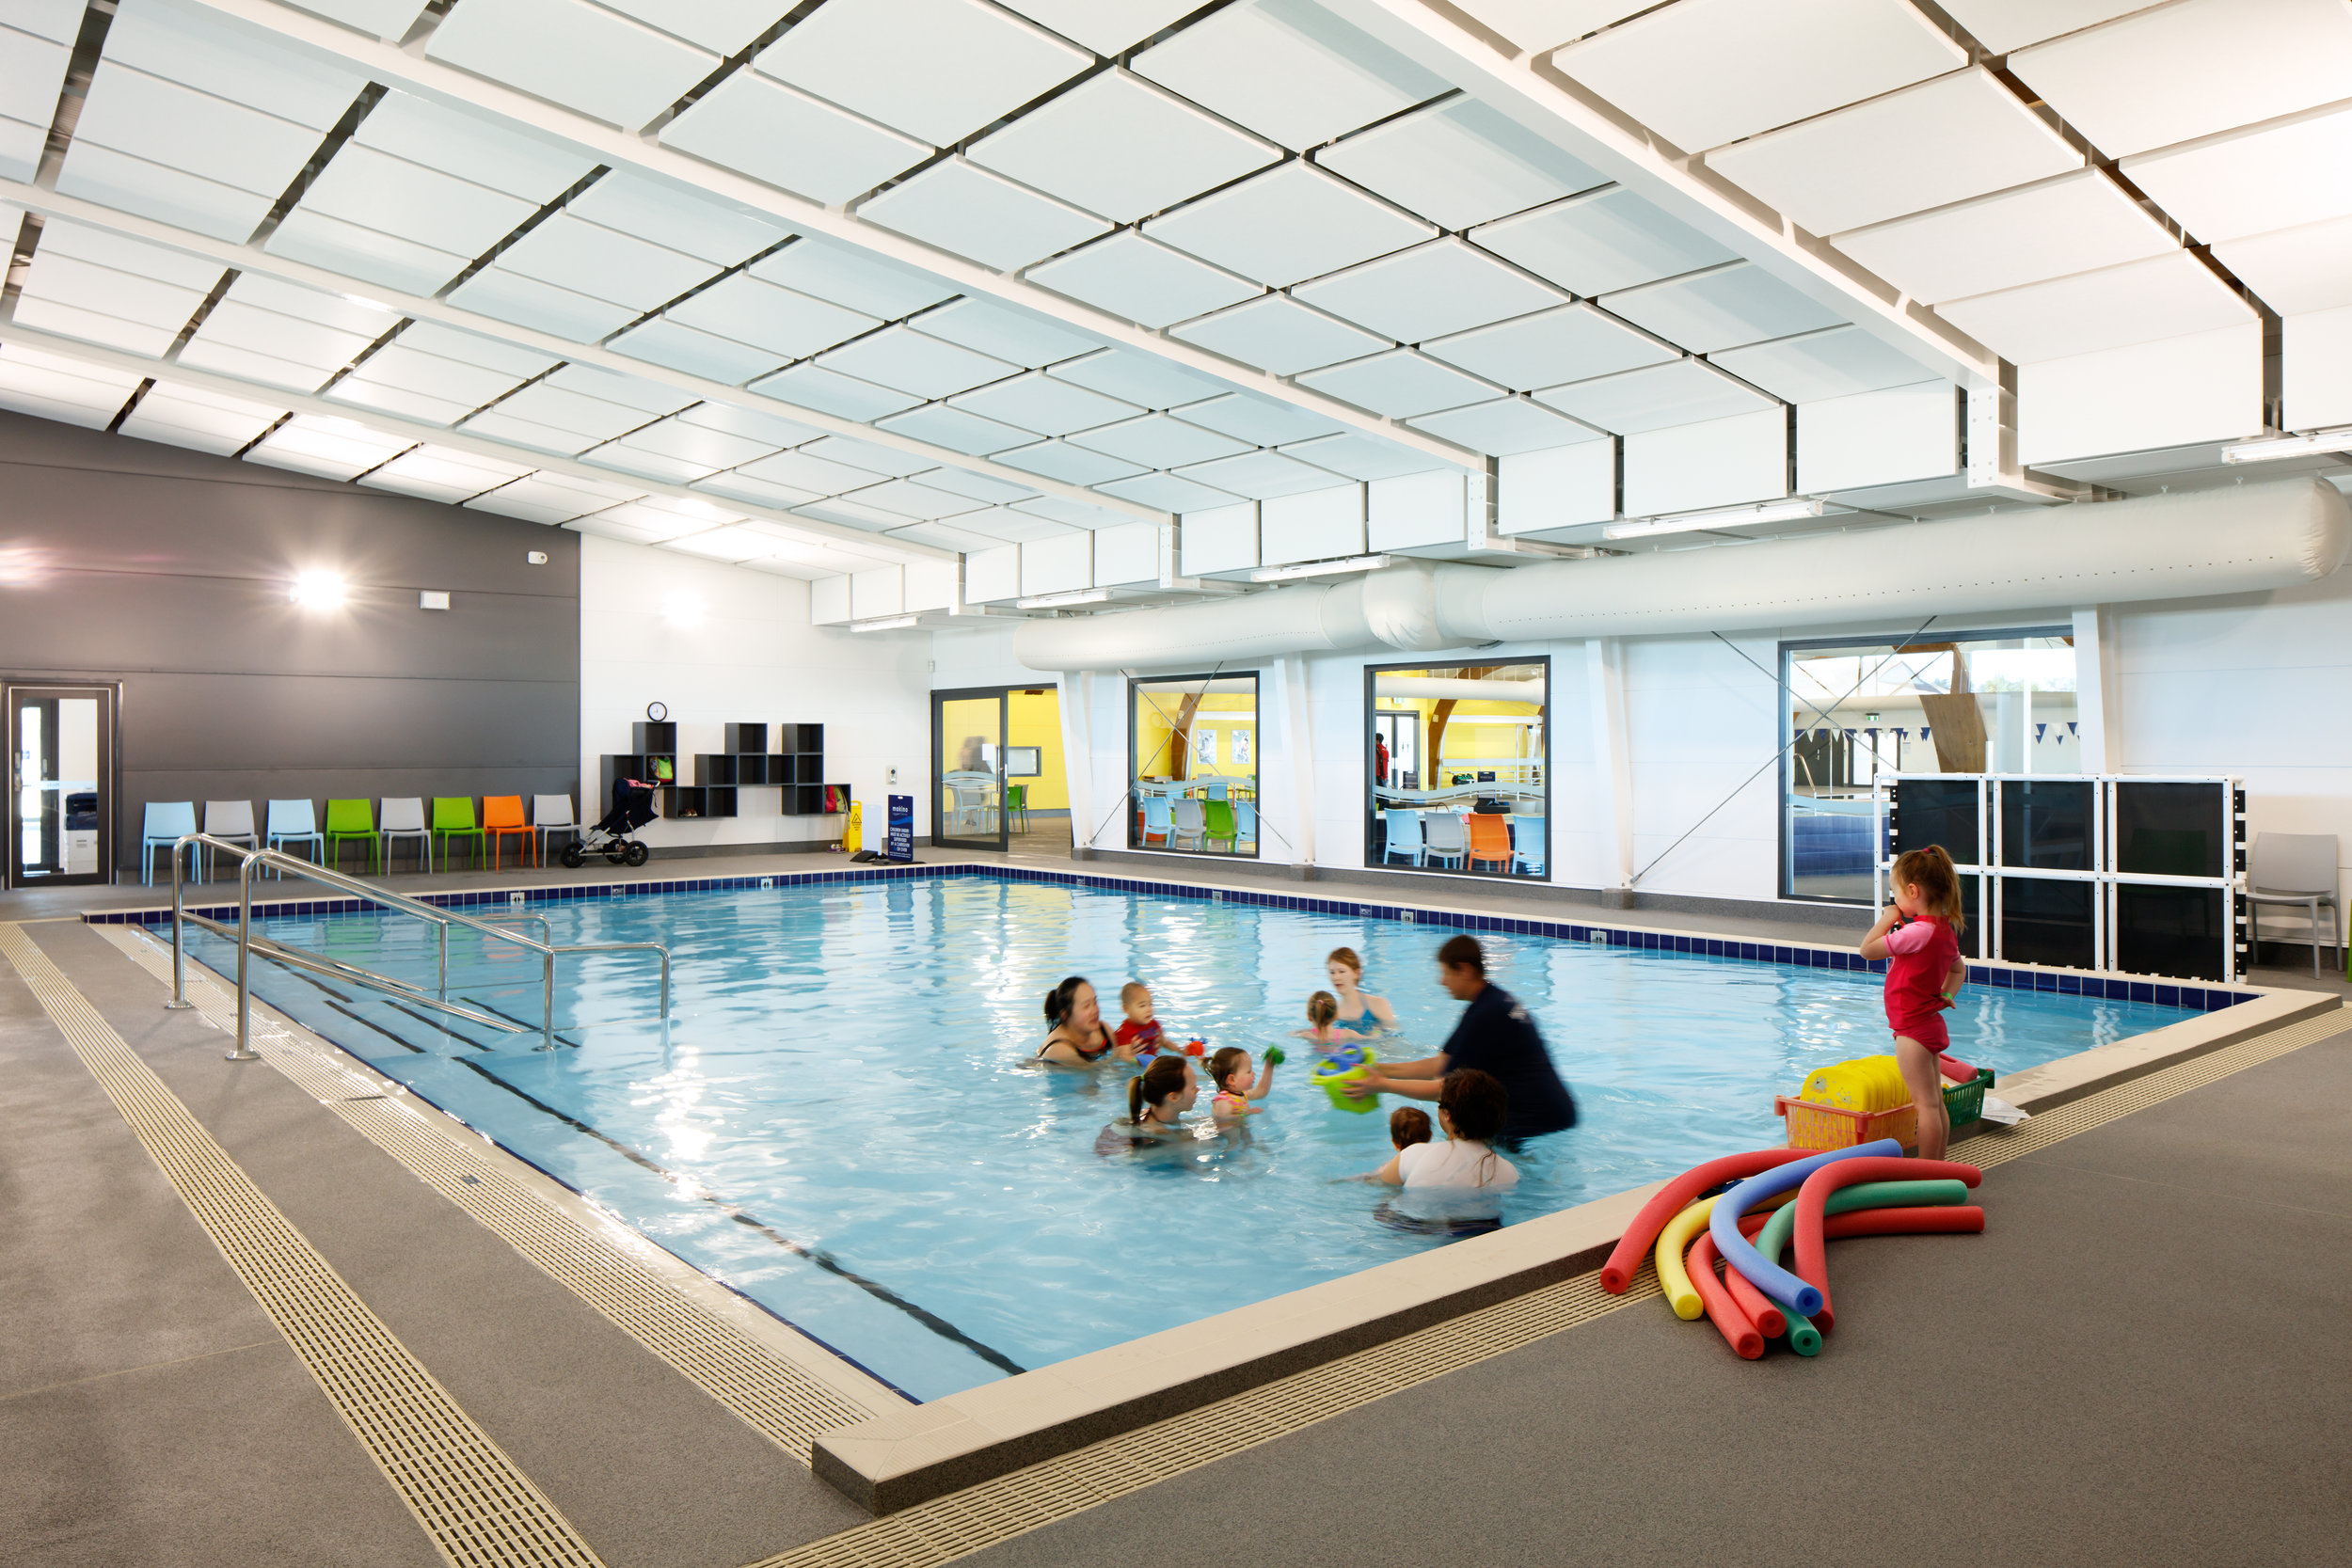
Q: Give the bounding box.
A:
[1775,1070,1994,1151]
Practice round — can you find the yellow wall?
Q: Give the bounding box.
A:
[1134,689,1257,782]
[1006,689,1068,810]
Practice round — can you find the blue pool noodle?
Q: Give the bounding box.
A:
[1708,1139,1903,1318]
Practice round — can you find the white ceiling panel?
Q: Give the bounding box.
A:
[404,322,562,379]
[800,434,937,478]
[608,319,788,385]
[468,470,644,522]
[294,1,437,40]
[294,144,540,262]
[749,363,925,421]
[967,69,1280,226]
[73,63,331,198]
[1553,0,1964,153]
[328,336,545,416]
[245,415,412,481]
[2008,0,2352,160]
[609,415,779,471]
[815,325,1020,399]
[16,250,213,337]
[666,274,882,360]
[758,0,1088,145]
[497,214,722,310]
[0,343,143,428]
[749,237,956,319]
[580,497,737,540]
[194,276,394,356]
[565,170,791,266]
[662,523,786,562]
[7,0,81,44]
[469,388,643,445]
[875,403,1037,456]
[425,0,720,131]
[1600,261,1848,354]
[1278,430,1454,482]
[53,141,277,243]
[1024,231,1263,328]
[659,71,930,208]
[1,28,70,137]
[2212,214,2352,315]
[264,210,471,297]
[1171,448,1346,500]
[790,495,916,531]
[172,339,338,394]
[1422,302,1674,391]
[354,91,595,202]
[1046,345,1234,410]
[1142,162,1437,288]
[595,0,780,54]
[1011,495,1133,529]
[1070,412,1253,468]
[1131,0,1447,151]
[360,445,536,503]
[444,268,642,343]
[527,363,690,418]
[1,119,44,183]
[993,440,1149,485]
[1316,95,1606,232]
[1292,239,1568,345]
[906,464,1039,503]
[1168,294,1389,376]
[857,158,1113,273]
[737,448,892,495]
[1705,68,2083,238]
[2122,103,2352,246]
[1935,251,2256,362]
[1094,471,1242,512]
[692,470,826,511]
[1470,184,1740,297]
[326,375,475,426]
[30,218,223,288]
[1443,1,1650,52]
[958,507,1081,543]
[840,478,990,521]
[994,0,1198,54]
[1407,396,1603,455]
[589,447,720,488]
[1171,389,1344,446]
[1293,348,1500,419]
[952,371,1142,436]
[9,295,185,358]
[1834,169,2178,305]
[1936,1,2147,53]
[905,296,1100,368]
[1709,325,1943,402]
[677,400,827,446]
[117,380,286,455]
[104,0,367,128]
[1534,357,1774,434]
[456,409,603,456]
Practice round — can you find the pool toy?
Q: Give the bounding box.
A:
[1752,1179,1970,1275]
[1656,1191,1793,1319]
[1938,1053,1979,1082]
[1797,1055,1909,1114]
[1682,1231,1762,1359]
[1310,1043,1380,1112]
[1793,1156,1981,1328]
[1715,1248,1785,1338]
[1181,1038,1207,1056]
[1600,1147,1810,1293]
[1709,1140,1903,1318]
[1263,1045,1285,1067]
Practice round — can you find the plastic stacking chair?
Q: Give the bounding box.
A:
[2246,832,2341,978]
[1511,816,1547,877]
[1141,795,1174,847]
[1466,813,1513,873]
[1202,781,1229,801]
[1202,798,1239,852]
[1006,783,1029,832]
[266,800,323,875]
[140,800,197,886]
[432,797,484,871]
[1422,813,1467,870]
[1170,797,1208,851]
[533,795,579,864]
[201,800,256,881]
[1236,800,1256,849]
[324,799,380,875]
[1383,809,1424,867]
[380,798,430,875]
[484,794,532,869]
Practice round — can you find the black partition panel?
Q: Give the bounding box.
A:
[2115,884,2230,982]
[1997,877,2096,971]
[2114,782,2226,878]
[2001,779,2092,870]
[1958,874,1983,960]
[1893,779,1979,866]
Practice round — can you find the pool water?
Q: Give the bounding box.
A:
[188,877,2197,1401]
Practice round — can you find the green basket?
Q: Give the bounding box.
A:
[1943,1069,1994,1130]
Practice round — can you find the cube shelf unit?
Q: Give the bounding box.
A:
[602,721,849,825]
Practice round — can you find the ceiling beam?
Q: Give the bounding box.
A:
[158,0,1487,472]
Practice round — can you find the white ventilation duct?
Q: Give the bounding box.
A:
[1374,675,1546,703]
[1013,478,2350,672]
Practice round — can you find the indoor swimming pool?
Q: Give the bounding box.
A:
[181,874,2202,1401]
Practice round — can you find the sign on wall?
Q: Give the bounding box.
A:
[1196,728,1216,765]
[1232,731,1251,766]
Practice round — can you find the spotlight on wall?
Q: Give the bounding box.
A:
[288,570,346,609]
[1248,553,1392,582]
[1603,498,1826,540]
[2219,427,2352,463]
[850,614,920,631]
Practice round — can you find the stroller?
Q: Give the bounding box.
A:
[564,776,656,867]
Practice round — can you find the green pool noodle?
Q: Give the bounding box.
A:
[1786,1310,1823,1356]
[1752,1179,1971,1268]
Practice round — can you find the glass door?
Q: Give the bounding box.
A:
[8,684,115,888]
[934,688,1007,852]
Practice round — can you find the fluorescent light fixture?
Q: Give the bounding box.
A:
[1604,499,1825,540]
[1248,553,1392,583]
[288,570,345,609]
[850,614,921,631]
[419,590,451,610]
[2220,427,2352,463]
[1014,588,1112,610]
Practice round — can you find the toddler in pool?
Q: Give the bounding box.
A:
[1114,981,1166,1058]
[1300,991,1374,1071]
[1208,1045,1279,1124]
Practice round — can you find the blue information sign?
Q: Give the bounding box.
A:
[886,794,914,863]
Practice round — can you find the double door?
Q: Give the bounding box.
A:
[8,684,117,889]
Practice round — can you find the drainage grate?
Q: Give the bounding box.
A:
[0,924,603,1568]
[103,927,892,1460]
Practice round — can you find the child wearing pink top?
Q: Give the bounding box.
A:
[1862,845,1969,1159]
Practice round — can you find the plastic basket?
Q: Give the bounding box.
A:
[1943,1068,1993,1130]
[1776,1069,1996,1151]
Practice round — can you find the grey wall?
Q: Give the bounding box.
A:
[0,411,580,873]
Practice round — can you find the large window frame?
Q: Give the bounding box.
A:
[1126,671,1261,860]
[1362,656,1550,881]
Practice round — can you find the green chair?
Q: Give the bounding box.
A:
[1006,783,1029,832]
[1202,798,1239,853]
[432,797,484,871]
[324,798,380,874]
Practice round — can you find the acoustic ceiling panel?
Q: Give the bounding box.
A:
[1069,412,1253,468]
[1935,250,2256,362]
[605,415,780,473]
[0,119,42,184]
[2212,214,2352,315]
[966,69,1280,226]
[993,439,1149,485]
[1094,470,1242,512]
[53,141,278,243]
[801,434,937,478]
[1533,356,1774,434]
[666,274,882,361]
[814,325,1021,399]
[457,408,606,456]
[1936,1,2146,54]
[659,71,931,206]
[1600,261,1848,355]
[997,0,1202,55]
[1291,238,1568,345]
[104,0,368,128]
[758,0,1088,146]
[958,507,1082,543]
[1172,389,1343,445]
[1552,0,1965,153]
[875,402,1038,456]
[837,478,991,521]
[353,90,596,202]
[496,214,723,310]
[291,143,541,263]
[424,0,720,131]
[1706,68,2083,238]
[1143,162,1437,288]
[1167,294,1383,376]
[749,238,957,320]
[359,444,535,503]
[885,517,1017,551]
[565,170,790,266]
[694,470,826,512]
[662,523,788,562]
[325,373,476,426]
[0,28,69,169]
[264,210,471,297]
[1024,230,1263,328]
[1470,184,1739,298]
[331,325,551,406]
[181,275,396,373]
[1170,448,1347,500]
[1293,348,1500,419]
[1130,0,1448,152]
[2122,103,2352,246]
[0,343,144,428]
[478,382,656,441]
[952,370,1142,436]
[908,295,1101,368]
[31,217,225,290]
[677,400,827,447]
[245,414,412,481]
[469,470,646,523]
[1013,495,1135,528]
[14,247,215,340]
[1046,345,1233,410]
[907,463,1039,504]
[737,447,895,496]
[1422,301,1675,392]
[596,0,780,54]
[1708,325,1943,403]
[2007,0,2352,160]
[1834,169,2177,304]
[858,157,1113,273]
[542,360,695,415]
[749,363,926,421]
[72,62,334,198]
[1278,430,1454,482]
[1315,94,1607,232]
[443,267,642,343]
[117,379,287,455]
[1407,396,1604,456]
[8,294,183,358]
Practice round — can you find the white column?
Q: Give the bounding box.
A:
[1057,670,1095,855]
[1277,656,1318,871]
[2072,606,2122,773]
[1584,638,1635,904]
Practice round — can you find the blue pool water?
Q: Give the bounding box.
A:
[186,877,2197,1401]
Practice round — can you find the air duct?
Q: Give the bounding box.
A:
[1011,478,2348,672]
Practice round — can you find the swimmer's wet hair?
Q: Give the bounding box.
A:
[1129,1054,1190,1123]
[1306,990,1338,1027]
[1327,946,1363,975]
[1209,1045,1250,1090]
[1120,980,1150,1006]
[1439,1069,1508,1142]
[1390,1106,1432,1149]
[1438,934,1485,974]
[1892,844,1966,934]
[1043,975,1089,1025]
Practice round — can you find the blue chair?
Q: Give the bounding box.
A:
[1511,815,1547,877]
[266,799,324,875]
[1383,809,1424,866]
[1236,800,1257,848]
[1141,795,1174,847]
[1202,781,1229,800]
[141,800,197,886]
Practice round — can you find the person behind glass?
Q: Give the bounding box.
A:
[1346,935,1577,1139]
[1035,975,1132,1065]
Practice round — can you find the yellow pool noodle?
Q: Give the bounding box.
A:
[1655,1190,1801,1322]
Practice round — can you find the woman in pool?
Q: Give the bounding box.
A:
[1035,976,1130,1065]
[1325,946,1398,1036]
[1092,1054,1200,1150]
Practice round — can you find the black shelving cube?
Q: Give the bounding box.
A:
[738,754,769,785]
[633,721,677,753]
[768,754,790,783]
[824,784,850,816]
[725,722,768,754]
[794,754,821,784]
[700,753,739,785]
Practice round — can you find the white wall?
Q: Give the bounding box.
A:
[581,535,930,853]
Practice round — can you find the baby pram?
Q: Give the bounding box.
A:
[564,777,656,867]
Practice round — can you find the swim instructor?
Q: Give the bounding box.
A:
[1347,935,1578,1138]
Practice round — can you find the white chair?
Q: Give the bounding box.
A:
[380,797,431,875]
[1383,809,1424,866]
[2247,832,2340,977]
[1422,813,1467,870]
[265,800,322,877]
[201,800,256,881]
[140,800,197,887]
[1170,798,1207,850]
[533,795,579,863]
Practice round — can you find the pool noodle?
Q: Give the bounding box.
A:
[1794,1157,1983,1327]
[1939,1053,1979,1082]
[1709,1140,1902,1317]
[1755,1179,1972,1333]
[1682,1231,1763,1359]
[1656,1191,1795,1320]
[1715,1247,1785,1338]
[1602,1147,1811,1293]
[1751,1209,1979,1353]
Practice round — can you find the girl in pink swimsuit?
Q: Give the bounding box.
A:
[1862,845,1969,1160]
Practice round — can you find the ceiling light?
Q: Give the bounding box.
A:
[288,570,345,609]
[1248,554,1393,583]
[850,614,921,631]
[2220,428,2352,463]
[1604,499,1826,540]
[1014,588,1112,610]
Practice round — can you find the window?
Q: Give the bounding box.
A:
[1364,658,1548,879]
[1782,628,2078,902]
[1129,673,1258,856]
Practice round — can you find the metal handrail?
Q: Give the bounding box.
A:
[167,833,670,1058]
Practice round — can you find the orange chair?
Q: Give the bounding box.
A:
[484,795,532,869]
[1466,812,1514,873]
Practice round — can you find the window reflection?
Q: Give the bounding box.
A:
[1366,660,1548,879]
[1129,673,1258,857]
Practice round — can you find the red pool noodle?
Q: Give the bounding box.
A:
[1795,1156,1984,1328]
[1718,1254,1786,1338]
[1939,1053,1979,1082]
[1682,1230,1763,1359]
[1601,1148,1811,1293]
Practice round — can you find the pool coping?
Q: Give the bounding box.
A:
[84,860,2342,1514]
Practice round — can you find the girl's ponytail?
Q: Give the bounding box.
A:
[1128,1072,1146,1124]
[1043,974,1087,1025]
[1893,845,1966,934]
[1129,1056,1189,1124]
[1307,990,1338,1028]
